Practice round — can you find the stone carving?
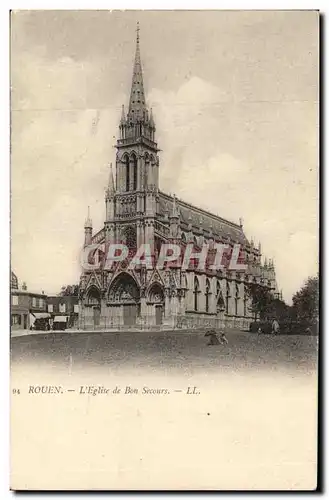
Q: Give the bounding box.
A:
[108,276,140,303]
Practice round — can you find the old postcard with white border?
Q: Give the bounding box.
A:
[10,10,319,491]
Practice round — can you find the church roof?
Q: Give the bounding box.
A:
[158,191,250,246]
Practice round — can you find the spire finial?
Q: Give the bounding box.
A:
[136,21,140,43]
[170,194,179,219]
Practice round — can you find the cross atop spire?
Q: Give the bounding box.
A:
[127,21,147,122]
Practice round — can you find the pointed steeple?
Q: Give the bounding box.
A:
[127,21,147,123]
[117,22,157,149]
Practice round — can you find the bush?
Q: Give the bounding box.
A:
[249,320,318,335]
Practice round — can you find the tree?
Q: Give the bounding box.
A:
[245,283,274,321]
[59,284,79,296]
[245,283,291,321]
[292,275,319,325]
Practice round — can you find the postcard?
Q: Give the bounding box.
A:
[10,10,319,490]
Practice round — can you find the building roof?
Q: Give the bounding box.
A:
[11,289,46,298]
[158,191,251,246]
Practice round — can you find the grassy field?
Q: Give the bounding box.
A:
[11,329,318,376]
[11,329,318,490]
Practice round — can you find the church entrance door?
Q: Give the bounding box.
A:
[123,304,137,326]
[155,305,163,325]
[93,307,100,327]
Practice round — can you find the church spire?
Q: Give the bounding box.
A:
[127,21,147,123]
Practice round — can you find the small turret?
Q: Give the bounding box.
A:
[106,163,115,197]
[84,206,93,246]
[209,222,213,239]
[170,194,179,219]
[187,213,192,232]
[169,195,180,238]
[149,108,155,128]
[120,105,126,125]
[105,163,115,221]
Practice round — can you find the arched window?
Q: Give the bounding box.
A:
[243,284,247,317]
[86,287,101,306]
[235,283,239,316]
[193,276,200,312]
[144,153,149,187]
[216,279,225,313]
[226,282,230,315]
[125,155,130,192]
[131,153,138,191]
[205,278,211,313]
[123,226,137,250]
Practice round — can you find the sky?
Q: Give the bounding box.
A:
[11,10,319,302]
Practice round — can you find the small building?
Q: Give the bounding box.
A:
[46,295,79,329]
[11,272,48,330]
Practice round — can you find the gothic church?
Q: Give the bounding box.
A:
[79,26,279,330]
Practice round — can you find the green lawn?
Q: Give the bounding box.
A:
[11,330,318,376]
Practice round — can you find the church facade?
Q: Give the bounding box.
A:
[78,27,279,331]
